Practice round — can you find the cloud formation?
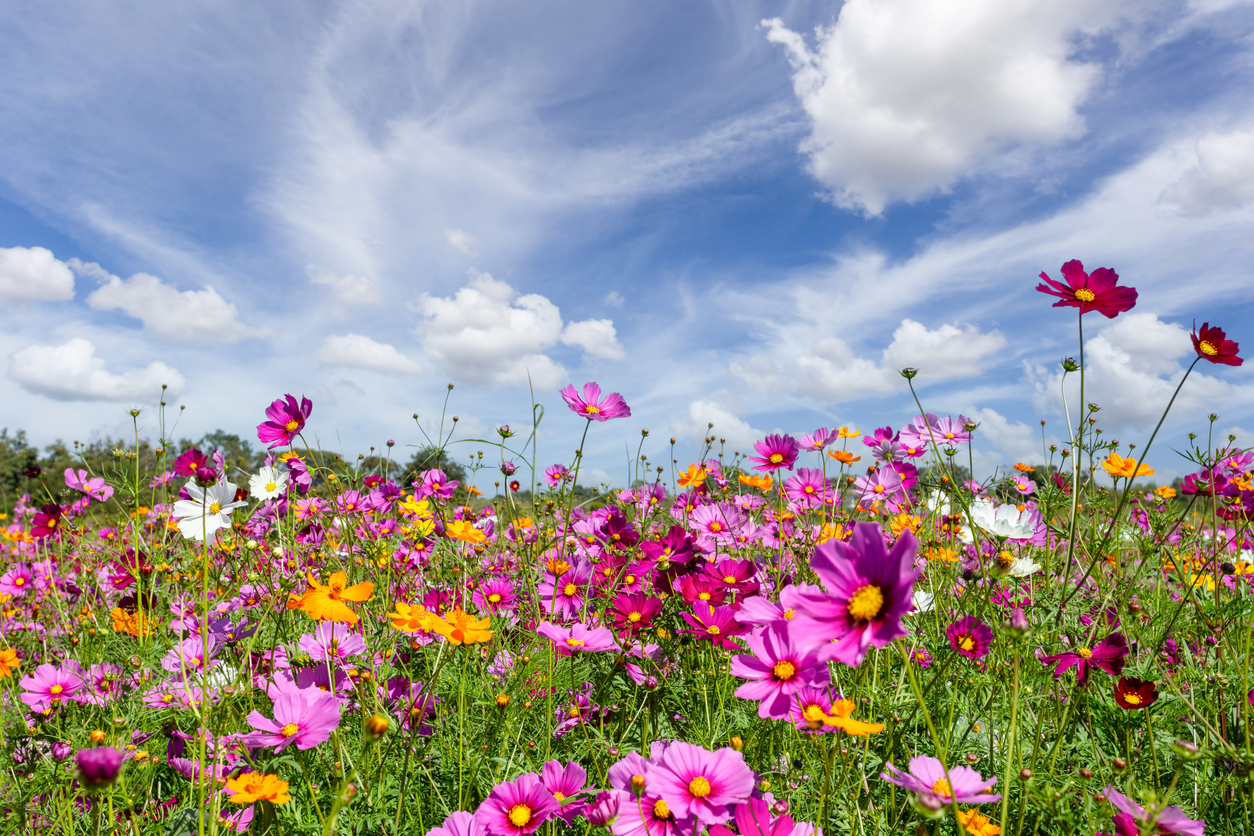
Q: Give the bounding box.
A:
[8,337,185,402]
[307,265,383,305]
[315,333,422,375]
[0,246,75,304]
[1161,127,1254,215]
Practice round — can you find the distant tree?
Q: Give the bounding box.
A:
[195,430,263,478]
[0,429,40,514]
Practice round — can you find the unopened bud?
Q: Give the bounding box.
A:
[1172,740,1201,760]
[496,694,511,708]
[1061,357,1079,372]
[364,713,389,740]
[899,367,918,379]
[1112,758,1127,771]
[729,736,743,751]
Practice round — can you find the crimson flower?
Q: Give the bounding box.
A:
[30,503,63,539]
[1192,321,1243,366]
[1039,632,1127,686]
[681,601,749,649]
[606,592,663,638]
[946,616,993,659]
[1036,259,1137,318]
[257,394,313,449]
[1113,677,1159,710]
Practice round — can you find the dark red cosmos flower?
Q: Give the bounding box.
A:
[1114,677,1159,709]
[1039,632,1128,686]
[31,503,63,539]
[1192,322,1243,366]
[1036,260,1137,318]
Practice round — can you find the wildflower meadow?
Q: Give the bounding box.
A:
[2,260,1250,836]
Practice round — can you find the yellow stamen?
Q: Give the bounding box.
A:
[930,779,952,798]
[1200,340,1218,356]
[280,723,299,738]
[508,804,532,827]
[847,585,884,621]
[1074,288,1096,302]
[773,660,797,681]
[688,776,712,798]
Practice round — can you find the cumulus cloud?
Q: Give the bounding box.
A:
[966,406,1052,466]
[730,355,784,397]
[0,246,75,303]
[8,337,185,402]
[671,399,766,452]
[314,334,422,375]
[80,263,265,342]
[793,320,1006,402]
[763,1,1122,213]
[307,264,382,305]
[444,229,479,256]
[1161,128,1254,215]
[415,271,622,387]
[1028,312,1231,429]
[561,319,626,360]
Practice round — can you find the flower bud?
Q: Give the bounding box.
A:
[89,729,106,744]
[729,736,743,751]
[51,741,72,762]
[497,425,514,438]
[76,747,123,790]
[1007,607,1029,636]
[630,774,647,794]
[1112,757,1127,771]
[500,461,517,476]
[1172,740,1202,761]
[899,367,918,379]
[912,792,946,819]
[364,713,389,741]
[495,694,511,709]
[1061,357,1079,372]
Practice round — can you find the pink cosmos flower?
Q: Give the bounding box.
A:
[1012,476,1036,495]
[681,601,749,649]
[257,394,312,449]
[798,428,836,452]
[1103,787,1204,836]
[0,563,33,597]
[245,688,341,752]
[792,523,920,667]
[788,685,836,733]
[545,464,571,487]
[540,760,589,823]
[784,468,830,510]
[65,468,114,503]
[161,636,219,674]
[730,622,830,720]
[475,772,560,836]
[946,616,993,659]
[898,414,971,450]
[1192,321,1243,367]
[881,755,1001,805]
[709,798,796,836]
[648,741,756,825]
[536,622,618,656]
[19,663,84,713]
[427,811,490,836]
[30,503,63,539]
[749,434,800,472]
[1039,632,1128,686]
[473,578,518,613]
[298,622,367,662]
[606,592,663,638]
[560,382,631,421]
[1036,259,1137,318]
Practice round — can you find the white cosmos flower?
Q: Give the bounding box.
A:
[968,498,1035,540]
[1007,556,1042,577]
[910,590,935,614]
[249,466,289,500]
[173,479,247,544]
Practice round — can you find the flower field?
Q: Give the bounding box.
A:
[0,261,1249,835]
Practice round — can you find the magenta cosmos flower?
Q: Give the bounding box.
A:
[648,741,756,825]
[540,760,589,823]
[1036,259,1137,318]
[536,622,618,656]
[730,622,830,720]
[881,755,1001,806]
[1103,787,1204,836]
[298,622,367,662]
[20,663,84,713]
[748,434,800,472]
[792,523,920,667]
[1039,632,1127,686]
[1192,321,1243,367]
[947,616,993,659]
[560,382,631,421]
[257,394,312,449]
[245,688,341,752]
[475,772,560,836]
[76,746,124,789]
[427,811,489,836]
[709,798,796,836]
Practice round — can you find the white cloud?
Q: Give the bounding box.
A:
[671,399,766,452]
[730,354,784,396]
[793,319,1006,402]
[560,318,625,360]
[763,1,1123,213]
[604,291,625,308]
[0,246,75,304]
[8,337,185,402]
[80,264,264,343]
[966,406,1051,466]
[314,333,422,375]
[1029,312,1231,430]
[307,264,382,305]
[444,228,479,256]
[1161,127,1254,215]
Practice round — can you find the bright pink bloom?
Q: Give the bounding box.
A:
[798,427,836,452]
[545,464,571,487]
[30,503,63,539]
[648,741,756,825]
[0,563,33,597]
[298,622,367,662]
[1036,259,1137,318]
[475,772,560,836]
[947,616,993,659]
[536,622,618,656]
[1039,632,1127,686]
[784,468,830,510]
[730,622,830,719]
[257,394,312,449]
[749,434,800,472]
[19,663,84,713]
[64,468,114,502]
[898,414,971,450]
[881,755,1001,805]
[560,382,631,421]
[173,448,209,478]
[787,685,836,733]
[1103,786,1204,836]
[681,601,749,649]
[606,592,663,638]
[540,760,589,822]
[709,798,795,836]
[427,811,490,836]
[245,688,341,752]
[1192,321,1243,367]
[792,523,920,667]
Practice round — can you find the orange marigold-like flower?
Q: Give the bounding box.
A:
[1102,453,1155,479]
[290,572,374,625]
[226,771,292,805]
[677,464,708,489]
[388,601,439,633]
[428,608,493,645]
[446,520,486,544]
[956,808,1001,836]
[1013,462,1035,473]
[820,699,884,736]
[837,427,860,438]
[1154,485,1177,499]
[737,473,773,491]
[0,647,19,678]
[827,450,861,465]
[110,607,153,638]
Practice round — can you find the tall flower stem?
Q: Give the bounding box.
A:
[1062,309,1086,581]
[999,647,1021,833]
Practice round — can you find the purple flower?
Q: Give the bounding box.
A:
[748,435,800,472]
[560,382,631,422]
[730,622,830,720]
[161,636,219,674]
[536,622,618,656]
[946,616,993,659]
[51,741,72,761]
[1039,633,1128,686]
[792,523,920,667]
[245,689,341,752]
[898,414,971,450]
[648,741,756,825]
[881,755,1001,805]
[475,772,560,836]
[681,601,749,649]
[65,467,114,503]
[76,747,124,789]
[709,798,796,836]
[256,394,312,449]
[1103,786,1204,836]
[541,760,589,822]
[1036,259,1137,318]
[298,622,367,662]
[545,464,571,487]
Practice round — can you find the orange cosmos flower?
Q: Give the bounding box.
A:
[677,465,708,489]
[737,472,773,491]
[388,601,439,633]
[828,450,861,465]
[1102,453,1155,479]
[821,699,884,736]
[447,520,486,544]
[0,647,19,678]
[836,427,860,438]
[956,808,1001,836]
[290,572,374,625]
[428,608,493,645]
[1013,462,1035,473]
[110,607,153,638]
[226,772,291,805]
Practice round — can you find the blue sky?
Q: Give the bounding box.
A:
[1,0,1253,486]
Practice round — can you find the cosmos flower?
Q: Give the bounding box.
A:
[226,772,292,805]
[1192,321,1242,366]
[172,478,247,544]
[792,523,920,667]
[681,601,749,649]
[1035,259,1137,318]
[476,772,560,836]
[30,503,63,539]
[76,747,124,790]
[249,466,289,500]
[1102,454,1155,479]
[708,798,796,836]
[428,609,493,645]
[798,427,836,451]
[427,812,490,836]
[545,464,571,487]
[541,760,590,823]
[0,563,33,597]
[967,500,1035,540]
[1039,633,1128,686]
[1102,787,1204,836]
[290,572,375,626]
[0,648,19,678]
[298,622,367,662]
[257,394,312,449]
[820,698,884,736]
[648,742,756,825]
[537,621,617,656]
[606,592,664,638]
[1113,677,1159,710]
[64,468,114,503]
[560,382,632,421]
[881,756,1001,806]
[19,663,84,713]
[245,688,341,752]
[730,622,830,720]
[947,616,993,659]
[748,435,800,472]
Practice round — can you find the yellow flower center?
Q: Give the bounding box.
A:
[1074,288,1096,302]
[265,482,277,492]
[14,577,24,586]
[769,453,783,464]
[803,704,826,722]
[847,584,884,621]
[1078,648,1092,659]
[554,791,565,802]
[688,776,712,798]
[585,405,601,414]
[50,684,63,695]
[959,635,976,652]
[653,799,671,819]
[705,625,721,635]
[488,593,502,603]
[930,779,952,798]
[1124,693,1142,705]
[563,583,577,596]
[773,660,797,681]
[698,592,712,601]
[565,638,585,648]
[723,575,736,583]
[628,612,642,622]
[281,723,299,738]
[208,502,222,514]
[284,419,300,432]
[1200,340,1218,356]
[709,522,722,532]
[508,804,532,827]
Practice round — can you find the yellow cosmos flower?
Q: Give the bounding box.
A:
[1102,453,1155,479]
[678,464,708,488]
[447,520,486,544]
[820,699,884,736]
[226,772,292,805]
